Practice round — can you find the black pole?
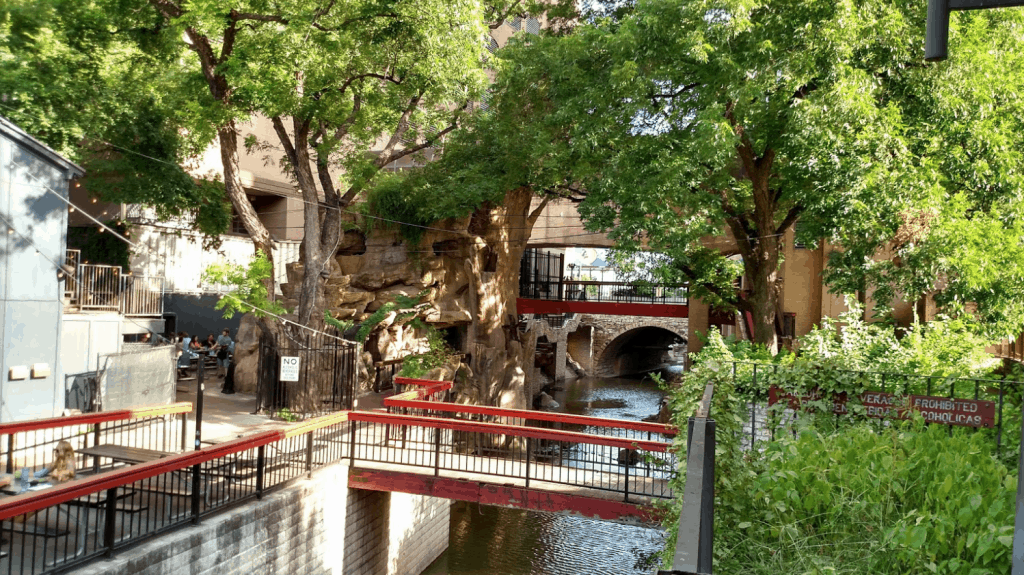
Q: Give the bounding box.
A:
[256,445,266,500]
[192,358,205,524]
[103,487,118,556]
[926,0,950,61]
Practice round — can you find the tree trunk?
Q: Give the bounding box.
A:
[218,122,277,296]
[463,187,548,409]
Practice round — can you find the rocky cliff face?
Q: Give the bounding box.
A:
[233,187,545,410]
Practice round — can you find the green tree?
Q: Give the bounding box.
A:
[0,0,231,242]
[480,0,1024,351]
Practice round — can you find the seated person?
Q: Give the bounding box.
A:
[33,440,76,483]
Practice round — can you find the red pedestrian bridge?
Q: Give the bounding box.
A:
[0,378,677,574]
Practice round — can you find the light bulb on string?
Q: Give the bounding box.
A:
[69,207,75,213]
[91,198,96,204]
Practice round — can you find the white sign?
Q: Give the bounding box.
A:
[280,356,301,382]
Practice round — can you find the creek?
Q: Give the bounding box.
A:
[421,375,669,575]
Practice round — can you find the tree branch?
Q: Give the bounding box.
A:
[775,205,803,237]
[487,0,526,29]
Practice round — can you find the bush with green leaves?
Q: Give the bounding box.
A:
[399,321,458,379]
[713,423,1016,574]
[203,250,286,320]
[661,327,1020,574]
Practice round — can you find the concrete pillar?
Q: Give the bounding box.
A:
[566,325,593,372]
[553,340,567,381]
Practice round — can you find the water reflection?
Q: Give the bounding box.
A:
[421,375,668,575]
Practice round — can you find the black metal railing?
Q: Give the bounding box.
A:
[519,248,564,299]
[724,361,1017,452]
[255,328,358,416]
[0,412,348,575]
[350,412,677,501]
[0,404,670,574]
[3,411,189,480]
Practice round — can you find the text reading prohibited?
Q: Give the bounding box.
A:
[280,356,301,382]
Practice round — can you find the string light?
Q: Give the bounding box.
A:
[68,206,75,213]
[91,198,96,203]
[6,228,12,235]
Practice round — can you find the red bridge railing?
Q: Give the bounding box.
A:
[0,380,675,574]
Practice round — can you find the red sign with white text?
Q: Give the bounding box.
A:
[767,387,995,428]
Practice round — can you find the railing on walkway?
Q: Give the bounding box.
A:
[660,384,715,575]
[520,276,689,306]
[373,359,403,393]
[0,378,676,574]
[387,377,676,443]
[2,403,192,476]
[62,250,164,317]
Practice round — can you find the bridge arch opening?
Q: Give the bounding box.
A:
[596,326,686,377]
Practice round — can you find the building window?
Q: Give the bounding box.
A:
[781,312,796,339]
[231,212,248,234]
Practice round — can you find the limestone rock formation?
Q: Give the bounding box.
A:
[234,187,547,409]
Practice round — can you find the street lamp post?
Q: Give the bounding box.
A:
[926,0,1024,60]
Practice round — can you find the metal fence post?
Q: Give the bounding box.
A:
[5,434,13,474]
[1012,395,1024,574]
[433,426,442,477]
[525,437,532,489]
[256,445,266,499]
[306,432,314,475]
[103,486,118,556]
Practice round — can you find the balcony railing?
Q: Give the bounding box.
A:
[63,251,164,317]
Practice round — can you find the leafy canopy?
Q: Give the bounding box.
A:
[0,0,231,240]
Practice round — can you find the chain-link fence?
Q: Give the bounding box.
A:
[96,346,176,410]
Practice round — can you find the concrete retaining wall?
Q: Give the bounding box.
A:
[75,463,450,575]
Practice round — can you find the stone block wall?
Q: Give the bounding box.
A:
[74,463,450,575]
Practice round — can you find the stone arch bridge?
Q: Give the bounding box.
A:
[524,313,688,381]
[572,315,688,377]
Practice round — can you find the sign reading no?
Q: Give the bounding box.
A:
[280,356,301,382]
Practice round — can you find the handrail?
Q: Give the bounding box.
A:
[0,430,279,521]
[662,384,715,575]
[389,377,676,435]
[386,398,677,436]
[0,402,192,435]
[350,411,671,453]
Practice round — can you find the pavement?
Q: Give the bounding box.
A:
[175,377,390,445]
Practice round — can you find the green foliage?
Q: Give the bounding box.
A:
[355,303,398,344]
[323,311,353,335]
[203,251,286,320]
[663,329,1018,573]
[67,221,131,270]
[274,408,300,423]
[476,0,1024,346]
[797,299,1000,380]
[0,0,231,243]
[715,424,1015,574]
[399,326,458,379]
[353,290,428,343]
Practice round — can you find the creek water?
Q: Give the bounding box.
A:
[421,375,669,575]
